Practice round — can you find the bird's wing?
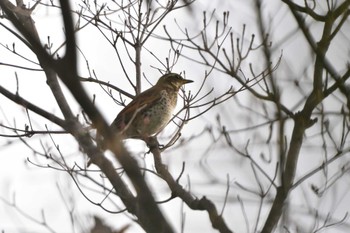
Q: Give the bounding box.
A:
[111,86,161,129]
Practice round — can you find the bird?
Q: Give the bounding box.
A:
[110,73,193,139]
[88,73,192,167]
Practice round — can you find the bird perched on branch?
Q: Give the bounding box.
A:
[89,73,192,166]
[110,73,193,139]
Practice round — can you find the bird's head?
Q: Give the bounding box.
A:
[156,73,193,91]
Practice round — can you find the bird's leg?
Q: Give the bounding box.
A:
[143,136,158,150]
[145,136,168,172]
[143,136,165,151]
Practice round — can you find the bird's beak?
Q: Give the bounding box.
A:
[182,79,193,84]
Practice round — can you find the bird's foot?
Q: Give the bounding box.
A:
[143,136,165,151]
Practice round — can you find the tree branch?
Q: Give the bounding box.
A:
[0,0,175,231]
[147,136,233,233]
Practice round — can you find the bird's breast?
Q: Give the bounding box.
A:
[135,90,178,136]
[148,90,177,121]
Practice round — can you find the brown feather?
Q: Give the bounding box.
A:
[111,85,161,131]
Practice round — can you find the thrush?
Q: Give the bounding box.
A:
[110,73,193,139]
